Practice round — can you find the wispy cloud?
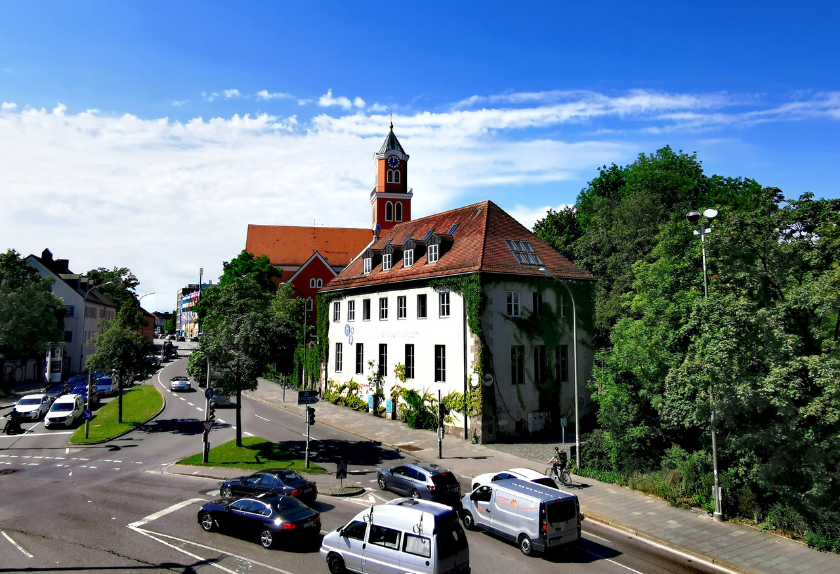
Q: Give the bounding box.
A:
[1,102,16,110]
[318,89,366,110]
[203,91,219,102]
[170,100,188,107]
[369,103,388,112]
[256,90,293,101]
[223,89,241,99]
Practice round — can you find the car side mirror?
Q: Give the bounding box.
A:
[579,513,585,521]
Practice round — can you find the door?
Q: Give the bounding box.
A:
[236,473,263,496]
[256,473,279,494]
[363,524,402,574]
[338,520,368,573]
[388,467,409,495]
[400,533,433,574]
[223,498,252,530]
[470,486,493,530]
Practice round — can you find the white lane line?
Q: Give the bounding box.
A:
[218,419,226,424]
[585,531,611,542]
[301,433,320,441]
[580,548,645,574]
[128,526,238,574]
[243,431,254,437]
[187,402,194,406]
[179,397,186,401]
[197,407,203,412]
[255,414,269,421]
[2,531,33,558]
[128,497,206,528]
[21,422,42,436]
[0,430,73,438]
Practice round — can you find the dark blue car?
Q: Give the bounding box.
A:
[71,385,100,408]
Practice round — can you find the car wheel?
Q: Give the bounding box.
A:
[462,510,476,530]
[519,534,534,556]
[259,528,274,549]
[220,486,233,498]
[378,475,388,491]
[410,489,421,500]
[327,554,346,574]
[200,512,215,532]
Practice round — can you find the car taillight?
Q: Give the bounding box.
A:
[282,523,296,530]
[426,485,436,491]
[291,489,300,496]
[313,483,317,491]
[542,523,547,532]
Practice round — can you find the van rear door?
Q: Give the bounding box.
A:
[544,497,579,549]
[434,524,469,574]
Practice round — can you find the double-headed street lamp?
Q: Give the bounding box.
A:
[686,207,724,523]
[80,279,113,439]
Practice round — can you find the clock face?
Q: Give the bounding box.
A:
[387,156,400,168]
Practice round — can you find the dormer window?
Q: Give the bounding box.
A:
[428,244,439,263]
[403,248,414,268]
[382,252,392,271]
[364,257,372,274]
[395,202,403,221]
[385,201,393,221]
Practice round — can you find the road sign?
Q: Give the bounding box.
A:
[298,396,320,405]
[483,373,494,387]
[82,410,92,421]
[336,459,348,480]
[201,420,214,432]
[438,427,445,440]
[205,388,215,400]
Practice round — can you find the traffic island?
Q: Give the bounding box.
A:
[69,385,164,444]
[323,484,366,497]
[177,437,327,474]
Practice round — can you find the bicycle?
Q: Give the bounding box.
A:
[545,464,572,488]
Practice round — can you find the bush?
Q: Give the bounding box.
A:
[399,389,437,429]
[761,503,809,538]
[580,430,612,472]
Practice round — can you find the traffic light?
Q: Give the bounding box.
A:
[208,403,216,422]
[438,403,450,428]
[306,406,316,426]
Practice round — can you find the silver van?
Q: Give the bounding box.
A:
[460,479,582,556]
[320,498,470,574]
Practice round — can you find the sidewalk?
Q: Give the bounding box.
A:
[244,379,840,574]
[0,380,48,409]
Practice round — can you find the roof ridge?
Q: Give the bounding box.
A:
[478,200,492,270]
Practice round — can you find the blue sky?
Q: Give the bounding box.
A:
[2,1,838,312]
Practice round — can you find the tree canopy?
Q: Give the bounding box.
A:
[219,250,281,292]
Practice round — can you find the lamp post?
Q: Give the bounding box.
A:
[686,208,723,523]
[538,268,581,469]
[198,267,203,338]
[81,279,114,439]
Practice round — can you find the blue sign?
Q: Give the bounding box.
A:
[386,399,392,411]
[82,410,92,421]
[205,388,215,400]
[369,396,373,408]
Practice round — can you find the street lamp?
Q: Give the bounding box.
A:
[686,207,724,522]
[80,279,114,439]
[538,268,581,470]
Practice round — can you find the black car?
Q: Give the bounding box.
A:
[197,494,320,549]
[44,383,70,402]
[220,469,318,504]
[377,462,462,506]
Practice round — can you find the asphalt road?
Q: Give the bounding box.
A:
[0,358,729,574]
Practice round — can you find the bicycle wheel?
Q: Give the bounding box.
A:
[544,467,555,478]
[560,469,572,487]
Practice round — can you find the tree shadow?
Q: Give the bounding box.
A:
[283,439,404,467]
[138,418,231,436]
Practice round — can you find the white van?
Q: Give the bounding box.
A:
[44,394,84,429]
[320,498,470,574]
[460,479,582,556]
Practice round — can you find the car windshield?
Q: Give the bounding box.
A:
[277,471,302,482]
[431,472,459,485]
[546,499,577,524]
[51,403,74,412]
[72,387,87,394]
[436,525,468,560]
[18,398,41,406]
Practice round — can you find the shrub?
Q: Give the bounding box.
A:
[580,430,612,472]
[761,503,809,538]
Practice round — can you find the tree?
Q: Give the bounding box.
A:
[86,266,147,331]
[85,323,153,422]
[0,249,42,288]
[219,250,281,292]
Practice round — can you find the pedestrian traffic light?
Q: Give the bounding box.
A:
[307,406,316,426]
[438,403,450,427]
[208,403,216,422]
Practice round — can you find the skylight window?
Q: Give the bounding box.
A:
[447,223,459,235]
[424,230,434,240]
[505,239,543,265]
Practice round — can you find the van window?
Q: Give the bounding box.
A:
[546,499,577,524]
[343,520,368,541]
[403,533,431,558]
[436,525,468,560]
[369,524,400,550]
[471,486,492,503]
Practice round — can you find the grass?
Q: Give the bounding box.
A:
[70,384,163,444]
[177,437,327,474]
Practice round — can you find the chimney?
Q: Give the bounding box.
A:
[372,224,381,242]
[41,248,53,261]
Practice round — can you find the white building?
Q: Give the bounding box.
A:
[25,249,117,376]
[321,201,595,443]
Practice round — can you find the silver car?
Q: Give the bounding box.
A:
[210,392,232,407]
[169,376,192,392]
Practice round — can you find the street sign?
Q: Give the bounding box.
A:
[82,410,92,421]
[205,388,215,400]
[560,417,568,427]
[483,373,494,387]
[298,396,320,405]
[438,427,445,440]
[336,459,348,480]
[201,420,214,432]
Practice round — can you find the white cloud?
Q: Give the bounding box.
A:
[353,97,365,109]
[203,91,219,102]
[223,89,241,99]
[369,103,388,112]
[171,100,188,107]
[1,102,16,110]
[318,89,353,110]
[297,98,312,106]
[509,204,572,231]
[256,90,293,100]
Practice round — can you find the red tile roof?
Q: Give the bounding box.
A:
[322,201,592,291]
[246,225,372,267]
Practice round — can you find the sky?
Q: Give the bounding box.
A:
[1,1,838,313]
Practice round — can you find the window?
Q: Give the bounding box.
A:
[66,305,75,317]
[557,345,569,382]
[364,257,372,274]
[405,344,415,379]
[348,300,355,321]
[393,170,400,183]
[343,520,368,541]
[305,299,313,311]
[379,344,387,376]
[403,248,414,268]
[403,534,431,558]
[310,278,316,288]
[560,295,566,318]
[386,169,394,183]
[428,243,439,263]
[385,201,393,221]
[382,252,392,271]
[395,202,403,221]
[379,297,388,320]
[511,345,525,385]
[435,345,446,382]
[439,291,450,317]
[335,343,343,372]
[363,299,371,321]
[533,292,542,316]
[504,239,543,265]
[317,278,323,288]
[356,344,364,374]
[417,294,427,318]
[534,345,547,384]
[369,524,401,550]
[64,331,73,343]
[506,291,520,317]
[333,302,340,323]
[397,296,407,319]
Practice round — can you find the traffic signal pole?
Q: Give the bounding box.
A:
[305,407,311,469]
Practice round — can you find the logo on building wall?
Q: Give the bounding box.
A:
[344,324,354,346]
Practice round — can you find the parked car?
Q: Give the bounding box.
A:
[177,335,186,342]
[14,394,52,420]
[190,336,199,342]
[145,355,161,369]
[220,469,318,504]
[70,385,100,408]
[165,334,176,341]
[96,376,118,397]
[169,376,192,392]
[44,383,71,402]
[44,394,84,428]
[197,494,321,549]
[470,467,559,492]
[377,463,462,506]
[210,393,232,407]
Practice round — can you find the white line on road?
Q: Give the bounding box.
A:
[197,407,203,412]
[128,526,238,574]
[218,419,226,423]
[255,414,269,421]
[2,531,33,558]
[301,433,320,441]
[580,548,645,574]
[243,431,254,437]
[0,430,73,438]
[187,402,194,406]
[127,497,206,528]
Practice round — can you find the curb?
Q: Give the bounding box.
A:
[68,383,167,446]
[324,486,367,498]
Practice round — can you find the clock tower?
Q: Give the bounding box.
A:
[371,122,412,233]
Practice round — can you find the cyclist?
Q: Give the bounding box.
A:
[547,446,567,477]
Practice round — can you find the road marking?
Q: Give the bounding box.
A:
[243,431,254,437]
[197,407,203,412]
[0,430,73,438]
[128,497,206,528]
[585,531,611,542]
[580,548,644,574]
[128,526,238,574]
[179,397,186,401]
[2,531,33,558]
[218,419,226,423]
[255,414,269,421]
[301,433,320,441]
[187,402,194,406]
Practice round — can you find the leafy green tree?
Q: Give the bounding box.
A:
[85,266,147,330]
[0,249,42,288]
[219,250,281,292]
